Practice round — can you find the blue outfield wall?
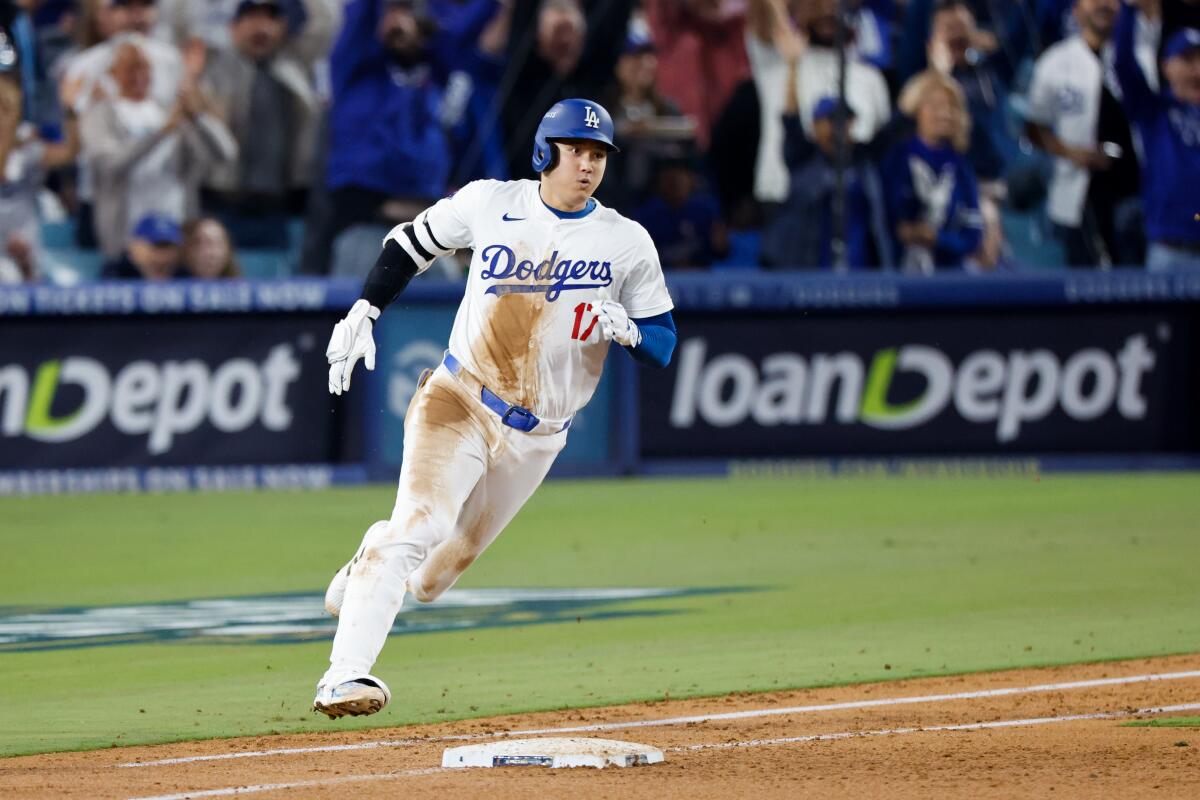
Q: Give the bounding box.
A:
[0,272,1198,495]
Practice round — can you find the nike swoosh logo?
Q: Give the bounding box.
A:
[502,213,526,222]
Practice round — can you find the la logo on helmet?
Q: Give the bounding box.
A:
[583,106,600,129]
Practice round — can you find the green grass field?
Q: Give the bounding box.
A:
[2,474,1198,758]
[1123,717,1200,727]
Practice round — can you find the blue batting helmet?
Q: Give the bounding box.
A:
[531,99,619,173]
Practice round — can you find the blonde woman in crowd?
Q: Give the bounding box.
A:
[883,69,984,273]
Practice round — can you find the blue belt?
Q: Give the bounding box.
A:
[442,353,570,434]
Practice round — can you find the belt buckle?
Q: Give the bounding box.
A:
[501,405,536,431]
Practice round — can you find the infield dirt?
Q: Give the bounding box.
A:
[2,654,1198,799]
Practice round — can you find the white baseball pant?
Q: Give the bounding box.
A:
[322,362,568,683]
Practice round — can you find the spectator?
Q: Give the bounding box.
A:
[182,216,241,278]
[159,0,242,49]
[57,0,185,247]
[0,72,81,283]
[324,0,500,275]
[82,41,237,258]
[60,0,183,115]
[925,0,1014,186]
[897,0,1035,84]
[645,0,748,151]
[501,0,635,179]
[633,146,727,268]
[198,0,337,248]
[708,77,762,229]
[1,0,40,123]
[1114,2,1200,270]
[746,0,891,203]
[760,90,892,270]
[924,0,1018,269]
[442,0,514,185]
[101,211,184,278]
[72,0,124,51]
[599,21,695,211]
[883,69,984,273]
[1026,0,1143,267]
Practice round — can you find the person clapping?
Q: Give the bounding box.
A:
[81,40,237,259]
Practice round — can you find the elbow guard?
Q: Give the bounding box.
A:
[385,213,458,272]
[361,239,421,310]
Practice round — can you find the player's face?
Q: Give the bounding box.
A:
[546,139,608,204]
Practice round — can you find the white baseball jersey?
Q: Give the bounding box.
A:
[322,179,672,689]
[1026,36,1114,227]
[387,178,673,421]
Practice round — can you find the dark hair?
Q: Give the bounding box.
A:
[182,218,242,279]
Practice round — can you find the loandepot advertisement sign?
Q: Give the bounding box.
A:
[0,587,736,652]
[2,347,300,453]
[0,315,341,467]
[641,309,1197,457]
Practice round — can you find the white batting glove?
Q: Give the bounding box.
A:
[594,299,642,348]
[326,299,381,395]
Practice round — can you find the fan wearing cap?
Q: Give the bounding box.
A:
[760,94,891,269]
[1115,1,1200,270]
[101,212,185,280]
[196,0,337,248]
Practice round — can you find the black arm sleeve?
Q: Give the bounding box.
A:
[361,238,421,311]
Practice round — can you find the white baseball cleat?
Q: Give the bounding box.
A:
[313,675,391,719]
[324,521,389,617]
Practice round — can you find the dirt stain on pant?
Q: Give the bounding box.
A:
[410,509,497,603]
[358,372,494,584]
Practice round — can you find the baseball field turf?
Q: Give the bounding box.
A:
[2,473,1198,759]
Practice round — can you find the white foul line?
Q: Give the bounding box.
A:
[118,669,1200,769]
[124,767,447,800]
[123,702,1200,800]
[669,702,1200,752]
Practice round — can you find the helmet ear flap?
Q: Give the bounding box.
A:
[534,140,561,174]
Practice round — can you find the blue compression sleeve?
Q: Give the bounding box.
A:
[626,311,677,368]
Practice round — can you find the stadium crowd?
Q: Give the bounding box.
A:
[0,0,1198,282]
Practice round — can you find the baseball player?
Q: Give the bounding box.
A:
[313,99,677,718]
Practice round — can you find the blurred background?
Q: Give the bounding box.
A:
[0,0,1198,488]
